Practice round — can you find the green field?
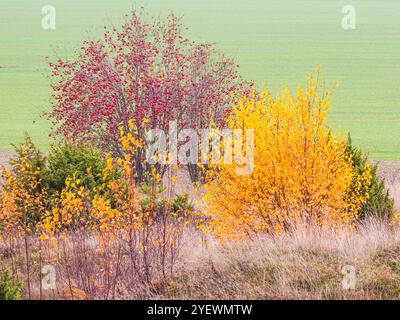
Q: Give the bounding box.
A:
[1,0,400,158]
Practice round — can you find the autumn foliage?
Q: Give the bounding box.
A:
[0,1,396,299]
[0,67,393,298]
[204,72,372,239]
[0,126,198,298]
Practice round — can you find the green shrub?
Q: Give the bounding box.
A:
[9,138,119,199]
[140,193,194,217]
[0,270,22,300]
[346,135,394,219]
[171,194,194,214]
[44,141,117,196]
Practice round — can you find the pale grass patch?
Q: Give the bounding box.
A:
[1,218,400,299]
[165,218,400,300]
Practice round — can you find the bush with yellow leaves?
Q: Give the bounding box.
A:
[204,72,372,239]
[0,134,49,299]
[0,119,199,298]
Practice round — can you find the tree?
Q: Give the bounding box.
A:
[48,9,249,182]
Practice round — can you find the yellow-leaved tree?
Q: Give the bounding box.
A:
[204,71,371,239]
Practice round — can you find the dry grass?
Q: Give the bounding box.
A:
[158,218,400,300]
[1,218,400,300]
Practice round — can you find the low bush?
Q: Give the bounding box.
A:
[1,134,47,227]
[3,136,119,201]
[44,141,118,197]
[204,72,372,239]
[8,133,47,195]
[0,270,22,300]
[345,135,394,219]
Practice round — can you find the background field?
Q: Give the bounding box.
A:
[1,0,400,158]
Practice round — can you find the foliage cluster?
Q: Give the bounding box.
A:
[0,270,22,300]
[0,125,199,298]
[204,73,379,239]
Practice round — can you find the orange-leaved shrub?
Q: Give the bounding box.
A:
[204,72,371,239]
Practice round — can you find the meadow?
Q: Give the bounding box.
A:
[1,0,400,158]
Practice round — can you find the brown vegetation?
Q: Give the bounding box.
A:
[1,218,400,300]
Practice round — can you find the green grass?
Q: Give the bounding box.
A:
[1,0,400,158]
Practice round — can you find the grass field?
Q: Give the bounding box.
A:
[1,0,400,158]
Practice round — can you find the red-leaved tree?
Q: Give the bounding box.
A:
[48,9,250,182]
